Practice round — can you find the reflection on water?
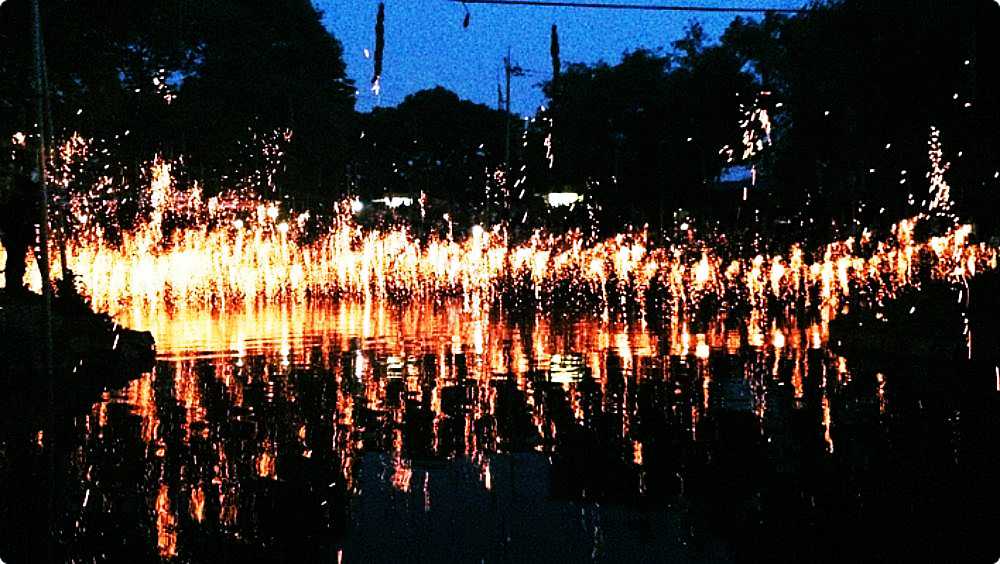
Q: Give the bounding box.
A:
[2,302,998,562]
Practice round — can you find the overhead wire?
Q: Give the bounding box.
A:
[451,0,810,14]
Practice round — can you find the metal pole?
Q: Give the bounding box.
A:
[30,0,54,354]
[30,0,55,557]
[30,0,53,311]
[35,11,69,286]
[504,48,512,172]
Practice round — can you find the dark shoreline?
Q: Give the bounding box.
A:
[0,288,155,427]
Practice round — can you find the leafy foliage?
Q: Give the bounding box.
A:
[0,0,355,195]
[355,87,508,206]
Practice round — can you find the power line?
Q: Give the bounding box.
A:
[453,0,810,14]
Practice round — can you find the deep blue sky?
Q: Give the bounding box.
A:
[316,0,805,115]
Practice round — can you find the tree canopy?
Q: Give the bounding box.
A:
[0,0,356,194]
[539,25,755,229]
[538,1,999,236]
[2,0,998,237]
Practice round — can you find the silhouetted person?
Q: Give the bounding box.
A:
[0,171,40,293]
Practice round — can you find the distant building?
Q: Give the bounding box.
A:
[718,165,754,188]
[373,193,414,208]
[544,192,583,208]
[715,165,765,205]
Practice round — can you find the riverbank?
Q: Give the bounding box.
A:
[829,270,1000,368]
[0,288,155,426]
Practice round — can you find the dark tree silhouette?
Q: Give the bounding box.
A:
[540,26,753,230]
[723,0,998,238]
[1,0,998,239]
[354,87,509,226]
[0,0,356,197]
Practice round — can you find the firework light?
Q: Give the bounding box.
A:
[0,130,991,342]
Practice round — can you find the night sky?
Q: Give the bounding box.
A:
[317,0,806,115]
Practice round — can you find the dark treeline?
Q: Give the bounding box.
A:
[0,0,356,195]
[533,0,1000,240]
[352,87,510,227]
[2,0,999,239]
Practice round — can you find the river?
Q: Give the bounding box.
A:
[1,301,997,562]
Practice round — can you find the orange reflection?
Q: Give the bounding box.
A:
[67,297,941,556]
[156,484,178,558]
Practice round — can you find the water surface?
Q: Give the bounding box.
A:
[2,302,997,562]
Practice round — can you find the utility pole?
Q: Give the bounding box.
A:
[497,78,504,112]
[504,48,512,171]
[502,48,523,172]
